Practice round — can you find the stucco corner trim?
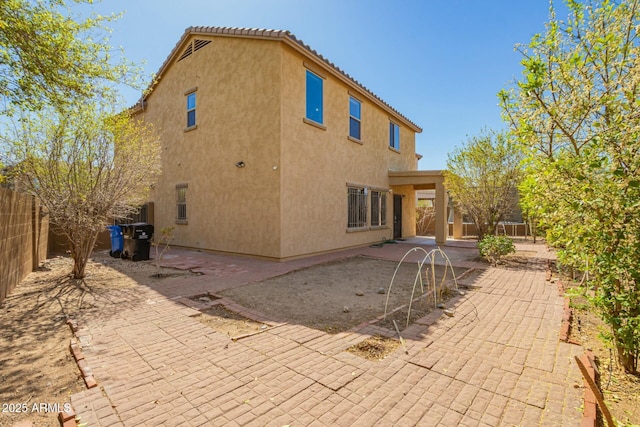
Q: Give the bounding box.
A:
[303,118,326,130]
[347,135,363,145]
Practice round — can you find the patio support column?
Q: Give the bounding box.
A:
[435,182,448,245]
[452,206,463,239]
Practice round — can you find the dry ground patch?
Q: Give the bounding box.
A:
[0,252,194,427]
[219,256,471,334]
[570,293,640,426]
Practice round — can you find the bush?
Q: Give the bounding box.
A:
[416,205,435,235]
[478,235,515,266]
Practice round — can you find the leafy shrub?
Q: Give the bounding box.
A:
[478,235,515,266]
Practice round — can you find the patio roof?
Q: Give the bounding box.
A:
[389,170,448,245]
[388,170,444,190]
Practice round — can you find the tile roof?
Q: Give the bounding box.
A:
[142,26,422,132]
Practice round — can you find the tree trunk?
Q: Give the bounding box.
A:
[72,254,88,279]
[69,231,99,279]
[476,222,491,242]
[616,342,638,375]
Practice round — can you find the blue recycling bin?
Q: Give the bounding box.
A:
[107,225,124,258]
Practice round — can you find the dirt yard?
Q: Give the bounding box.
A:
[194,304,266,338]
[569,292,640,426]
[220,256,471,333]
[0,257,86,427]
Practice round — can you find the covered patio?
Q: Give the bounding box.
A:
[388,170,463,245]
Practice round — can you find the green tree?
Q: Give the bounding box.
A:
[517,174,542,243]
[0,0,140,114]
[500,0,640,373]
[4,101,161,279]
[444,129,522,241]
[0,0,158,280]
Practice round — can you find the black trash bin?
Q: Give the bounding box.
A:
[120,222,154,261]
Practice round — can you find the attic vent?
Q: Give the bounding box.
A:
[194,39,211,52]
[177,39,212,62]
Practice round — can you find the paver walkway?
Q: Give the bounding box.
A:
[70,240,583,426]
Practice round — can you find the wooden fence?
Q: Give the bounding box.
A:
[0,188,49,304]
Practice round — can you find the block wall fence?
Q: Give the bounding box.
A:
[0,188,48,304]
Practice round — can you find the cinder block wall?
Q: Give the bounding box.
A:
[0,188,48,304]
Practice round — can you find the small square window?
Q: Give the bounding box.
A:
[186,92,196,128]
[389,122,400,150]
[349,97,361,140]
[306,70,323,124]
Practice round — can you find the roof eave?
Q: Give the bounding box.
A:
[136,26,423,133]
[281,36,422,133]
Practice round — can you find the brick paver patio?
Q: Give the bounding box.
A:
[69,239,583,426]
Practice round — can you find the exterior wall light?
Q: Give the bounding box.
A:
[235,161,245,168]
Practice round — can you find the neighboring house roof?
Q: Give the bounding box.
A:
[136,26,422,133]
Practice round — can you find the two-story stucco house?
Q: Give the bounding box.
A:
[134,26,449,260]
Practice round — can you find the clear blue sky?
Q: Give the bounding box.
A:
[87,0,566,170]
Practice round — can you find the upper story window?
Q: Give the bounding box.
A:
[389,122,400,150]
[186,92,196,128]
[349,97,361,140]
[306,70,323,124]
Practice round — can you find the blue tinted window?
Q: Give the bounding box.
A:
[349,97,361,140]
[306,70,323,124]
[389,122,400,150]
[349,97,361,119]
[187,92,196,127]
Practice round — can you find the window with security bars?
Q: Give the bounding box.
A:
[176,184,188,223]
[371,191,387,227]
[347,186,367,229]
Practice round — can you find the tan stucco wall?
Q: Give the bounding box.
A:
[140,34,419,259]
[279,45,417,258]
[143,36,283,258]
